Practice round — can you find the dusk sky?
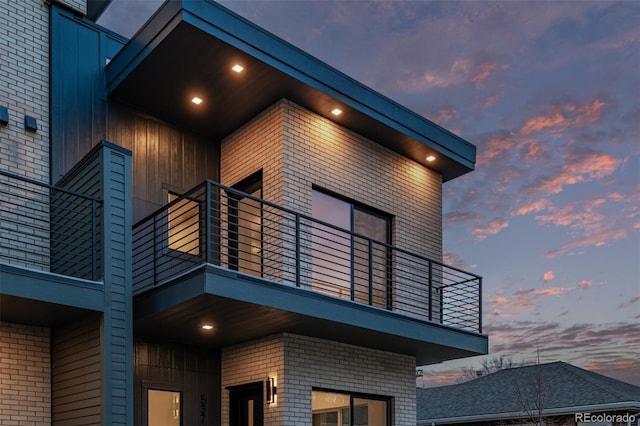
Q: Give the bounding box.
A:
[98,0,640,386]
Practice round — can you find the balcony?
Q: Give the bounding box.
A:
[0,169,104,325]
[0,170,100,279]
[133,180,482,334]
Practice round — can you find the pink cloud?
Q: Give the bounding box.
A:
[532,151,621,195]
[471,62,498,88]
[544,227,629,258]
[520,99,607,136]
[472,218,509,241]
[543,271,554,282]
[511,199,551,216]
[577,280,592,289]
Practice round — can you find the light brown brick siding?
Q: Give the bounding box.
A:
[221,99,443,319]
[221,333,416,426]
[0,322,51,426]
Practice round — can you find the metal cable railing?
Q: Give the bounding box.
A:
[132,180,482,333]
[0,170,101,280]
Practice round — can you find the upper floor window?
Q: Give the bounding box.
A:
[311,189,392,309]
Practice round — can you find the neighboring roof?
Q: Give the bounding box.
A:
[105,0,476,182]
[417,361,640,424]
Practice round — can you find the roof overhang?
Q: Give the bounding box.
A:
[105,0,476,182]
[133,265,488,365]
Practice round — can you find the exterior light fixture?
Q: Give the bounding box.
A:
[426,155,436,162]
[191,96,203,105]
[331,108,342,116]
[232,64,244,73]
[201,324,213,330]
[266,377,277,404]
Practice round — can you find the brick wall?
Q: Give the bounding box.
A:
[220,99,443,319]
[0,0,50,182]
[283,334,416,426]
[221,333,416,426]
[0,322,51,426]
[221,335,285,426]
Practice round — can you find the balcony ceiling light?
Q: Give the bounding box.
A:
[331,108,342,116]
[191,96,203,105]
[426,155,436,162]
[232,64,244,73]
[201,324,214,330]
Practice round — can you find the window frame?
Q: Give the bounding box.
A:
[311,387,392,426]
[311,188,393,309]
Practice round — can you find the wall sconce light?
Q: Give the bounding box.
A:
[266,377,277,404]
[24,115,37,132]
[0,106,8,126]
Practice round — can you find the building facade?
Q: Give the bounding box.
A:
[0,1,487,425]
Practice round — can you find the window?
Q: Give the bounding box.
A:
[312,390,390,426]
[167,192,200,255]
[148,389,182,426]
[312,190,392,308]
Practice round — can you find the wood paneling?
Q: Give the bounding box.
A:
[134,339,220,426]
[107,103,219,223]
[52,314,102,426]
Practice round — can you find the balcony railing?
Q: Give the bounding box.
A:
[132,180,482,333]
[0,170,101,280]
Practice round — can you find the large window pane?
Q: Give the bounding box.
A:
[312,190,391,307]
[312,191,352,298]
[312,390,389,426]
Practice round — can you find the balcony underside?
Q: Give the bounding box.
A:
[134,264,488,365]
[0,263,104,326]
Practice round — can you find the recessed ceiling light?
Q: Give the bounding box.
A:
[331,108,342,116]
[201,324,213,330]
[232,64,244,73]
[426,155,436,162]
[191,96,203,105]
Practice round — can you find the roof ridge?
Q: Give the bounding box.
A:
[555,361,639,400]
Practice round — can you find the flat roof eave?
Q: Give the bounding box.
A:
[105,0,476,182]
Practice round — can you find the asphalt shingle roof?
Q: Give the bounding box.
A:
[417,361,640,422]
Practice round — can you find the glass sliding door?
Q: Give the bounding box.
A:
[312,390,390,426]
[311,191,352,298]
[312,190,391,308]
[353,208,391,309]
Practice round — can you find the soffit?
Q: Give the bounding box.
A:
[105,0,476,182]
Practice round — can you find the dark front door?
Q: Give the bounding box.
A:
[229,382,263,426]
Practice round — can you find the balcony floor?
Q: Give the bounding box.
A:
[133,264,488,365]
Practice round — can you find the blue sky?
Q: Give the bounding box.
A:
[99,0,640,386]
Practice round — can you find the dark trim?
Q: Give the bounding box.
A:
[312,388,392,426]
[0,262,104,311]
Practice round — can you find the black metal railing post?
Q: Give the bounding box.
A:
[368,239,373,306]
[478,276,483,333]
[205,181,211,264]
[152,214,158,285]
[428,260,433,322]
[295,213,301,287]
[91,199,98,281]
